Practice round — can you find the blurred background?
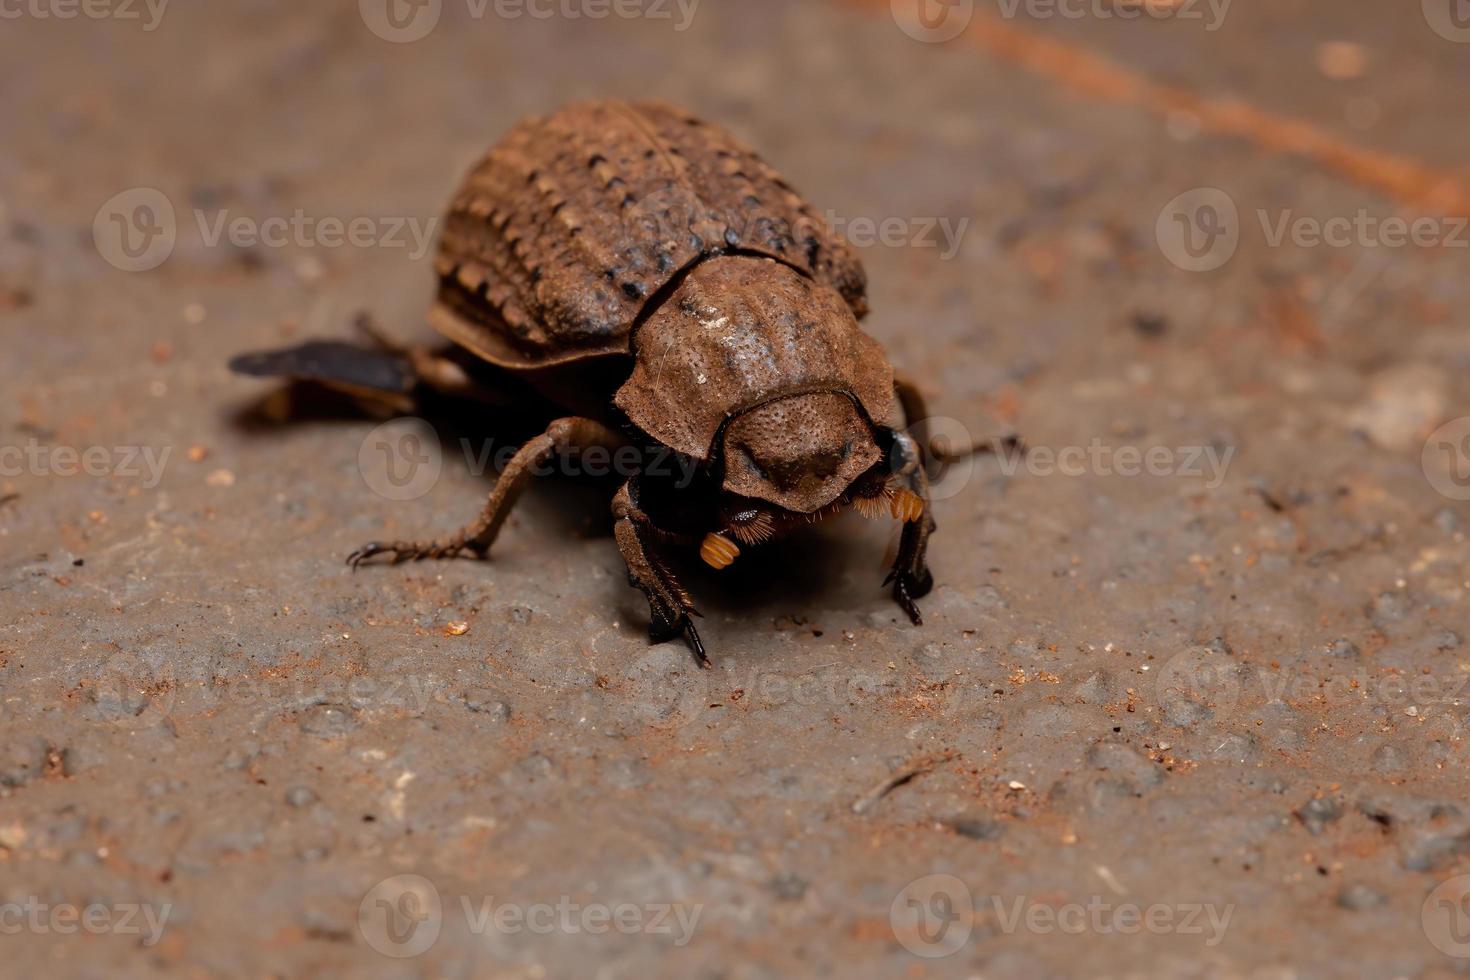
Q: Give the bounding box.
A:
[3,1,1470,976]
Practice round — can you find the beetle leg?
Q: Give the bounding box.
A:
[351,312,504,404]
[348,416,625,569]
[230,325,502,414]
[894,374,1021,463]
[883,462,936,626]
[612,482,708,667]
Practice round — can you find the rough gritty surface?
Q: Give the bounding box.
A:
[3,1,1470,977]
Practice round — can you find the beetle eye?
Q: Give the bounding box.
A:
[889,431,921,477]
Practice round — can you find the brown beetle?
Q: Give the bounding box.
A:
[233,100,946,665]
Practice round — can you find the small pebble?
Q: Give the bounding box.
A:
[1336,884,1387,910]
[464,693,511,722]
[1295,796,1344,835]
[285,786,319,808]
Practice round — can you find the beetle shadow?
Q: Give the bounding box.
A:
[229,382,902,633]
[225,381,623,543]
[618,514,897,645]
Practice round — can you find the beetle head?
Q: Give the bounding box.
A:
[721,392,881,513]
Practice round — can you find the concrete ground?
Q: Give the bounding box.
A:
[3,0,1470,976]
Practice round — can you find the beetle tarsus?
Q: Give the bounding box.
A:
[685,620,710,668]
[347,538,480,569]
[889,569,931,626]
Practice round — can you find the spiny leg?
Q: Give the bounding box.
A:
[884,461,936,625]
[886,381,939,626]
[348,416,626,568]
[611,481,707,667]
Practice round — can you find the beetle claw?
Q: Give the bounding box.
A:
[347,543,388,570]
[685,620,710,668]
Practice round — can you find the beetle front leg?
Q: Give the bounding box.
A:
[348,416,625,568]
[611,481,707,667]
[884,434,936,626]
